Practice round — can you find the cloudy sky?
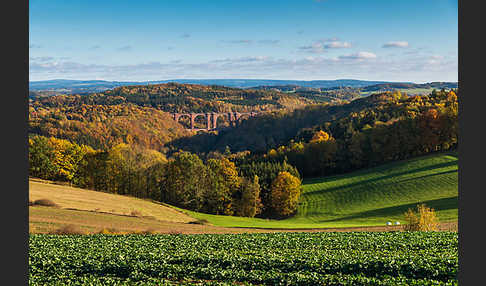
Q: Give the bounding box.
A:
[29,0,458,83]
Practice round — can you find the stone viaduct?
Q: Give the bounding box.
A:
[171,112,258,131]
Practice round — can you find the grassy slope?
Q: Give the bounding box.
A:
[180,152,458,228]
[29,179,280,234]
[29,179,193,223]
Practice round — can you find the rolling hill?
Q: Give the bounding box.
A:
[28,178,261,234]
[180,152,458,229]
[29,102,191,151]
[29,79,396,94]
[29,152,457,233]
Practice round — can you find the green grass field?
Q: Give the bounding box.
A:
[180,152,458,228]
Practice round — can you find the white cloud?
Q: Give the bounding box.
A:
[29,52,457,83]
[223,40,253,44]
[338,51,377,60]
[383,41,409,48]
[258,40,280,45]
[427,55,446,65]
[210,56,269,64]
[298,42,325,53]
[116,45,132,51]
[324,41,352,49]
[299,39,351,53]
[29,56,54,62]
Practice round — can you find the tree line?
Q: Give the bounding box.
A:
[28,135,302,218]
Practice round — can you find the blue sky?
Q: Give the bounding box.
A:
[29,0,458,83]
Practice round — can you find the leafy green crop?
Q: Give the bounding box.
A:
[29,232,457,285]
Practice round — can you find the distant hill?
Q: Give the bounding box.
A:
[29,78,403,94]
[28,82,321,150]
[254,82,458,98]
[29,80,142,96]
[29,81,457,153]
[361,82,458,93]
[153,79,396,89]
[29,101,191,151]
[168,89,458,154]
[29,79,457,101]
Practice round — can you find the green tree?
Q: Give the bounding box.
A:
[234,175,262,217]
[160,151,208,211]
[304,137,338,177]
[75,150,109,191]
[205,157,241,215]
[28,135,57,180]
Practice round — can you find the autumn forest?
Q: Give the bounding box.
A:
[28,83,458,218]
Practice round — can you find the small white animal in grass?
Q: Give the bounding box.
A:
[386,221,392,226]
[394,221,400,225]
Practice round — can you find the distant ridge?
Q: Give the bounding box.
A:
[29,78,412,92]
[29,79,458,97]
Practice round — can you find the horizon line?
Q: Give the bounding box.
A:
[29,78,457,84]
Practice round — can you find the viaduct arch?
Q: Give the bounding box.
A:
[171,112,258,131]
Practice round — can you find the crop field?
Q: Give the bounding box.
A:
[182,152,458,229]
[29,232,458,285]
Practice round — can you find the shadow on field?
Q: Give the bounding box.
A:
[315,196,458,223]
[385,169,457,185]
[303,160,457,195]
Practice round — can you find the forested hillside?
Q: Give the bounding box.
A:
[28,78,394,94]
[360,82,458,93]
[29,102,190,151]
[169,89,457,154]
[28,83,458,220]
[73,82,320,113]
[28,82,348,151]
[253,82,457,100]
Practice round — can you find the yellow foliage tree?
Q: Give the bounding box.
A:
[267,148,278,157]
[310,130,330,143]
[403,204,439,231]
[47,137,86,182]
[289,141,305,153]
[206,157,241,215]
[270,171,302,217]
